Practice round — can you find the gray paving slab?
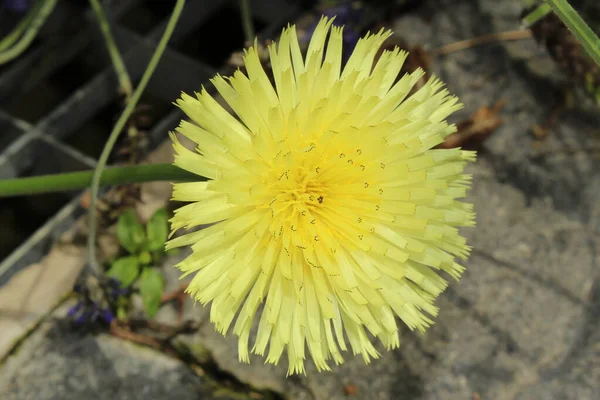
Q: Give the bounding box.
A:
[0,304,254,400]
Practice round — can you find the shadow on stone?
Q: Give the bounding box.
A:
[0,317,245,400]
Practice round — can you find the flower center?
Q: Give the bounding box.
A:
[271,166,327,216]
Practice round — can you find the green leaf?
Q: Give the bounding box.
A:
[546,0,600,68]
[117,306,128,320]
[139,268,164,318]
[107,256,140,287]
[117,209,145,254]
[145,208,169,252]
[116,296,129,320]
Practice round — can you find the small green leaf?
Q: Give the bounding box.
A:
[117,306,128,320]
[138,251,152,265]
[117,209,145,254]
[116,297,129,320]
[146,208,169,252]
[107,256,140,287]
[139,268,164,318]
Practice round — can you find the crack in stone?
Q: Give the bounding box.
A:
[484,151,586,213]
[291,374,319,400]
[169,332,286,400]
[444,287,533,362]
[540,244,600,381]
[472,249,586,307]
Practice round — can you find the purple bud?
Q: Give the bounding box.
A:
[75,310,92,325]
[323,4,352,20]
[110,287,129,300]
[2,0,30,13]
[342,30,360,62]
[107,277,121,287]
[67,301,84,318]
[100,309,115,324]
[343,30,360,47]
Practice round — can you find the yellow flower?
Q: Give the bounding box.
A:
[167,16,475,375]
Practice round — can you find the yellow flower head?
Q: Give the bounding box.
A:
[168,16,475,375]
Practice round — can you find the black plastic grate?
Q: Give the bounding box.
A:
[0,0,310,285]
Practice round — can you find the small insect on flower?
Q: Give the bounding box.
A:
[168,16,476,375]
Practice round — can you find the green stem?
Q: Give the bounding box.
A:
[0,0,42,52]
[89,0,132,98]
[521,4,552,27]
[88,0,186,272]
[0,0,57,64]
[239,0,255,45]
[0,164,199,197]
[545,0,600,67]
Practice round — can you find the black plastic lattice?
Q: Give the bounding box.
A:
[0,0,310,285]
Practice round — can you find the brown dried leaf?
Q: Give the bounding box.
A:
[80,185,143,230]
[531,124,549,141]
[402,44,431,88]
[110,320,161,349]
[529,96,565,148]
[343,384,359,396]
[437,99,505,150]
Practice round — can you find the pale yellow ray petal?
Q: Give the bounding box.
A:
[170,132,219,179]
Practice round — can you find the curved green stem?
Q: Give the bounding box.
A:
[239,0,255,45]
[88,0,186,272]
[89,0,132,98]
[545,0,600,67]
[0,0,57,64]
[521,4,552,27]
[0,0,42,52]
[0,164,199,197]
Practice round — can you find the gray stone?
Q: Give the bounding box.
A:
[0,304,255,400]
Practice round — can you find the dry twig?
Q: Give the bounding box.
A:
[432,30,533,56]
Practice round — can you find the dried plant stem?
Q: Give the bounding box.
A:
[432,29,533,56]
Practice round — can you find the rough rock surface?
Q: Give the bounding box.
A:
[1,0,599,399]
[0,305,254,400]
